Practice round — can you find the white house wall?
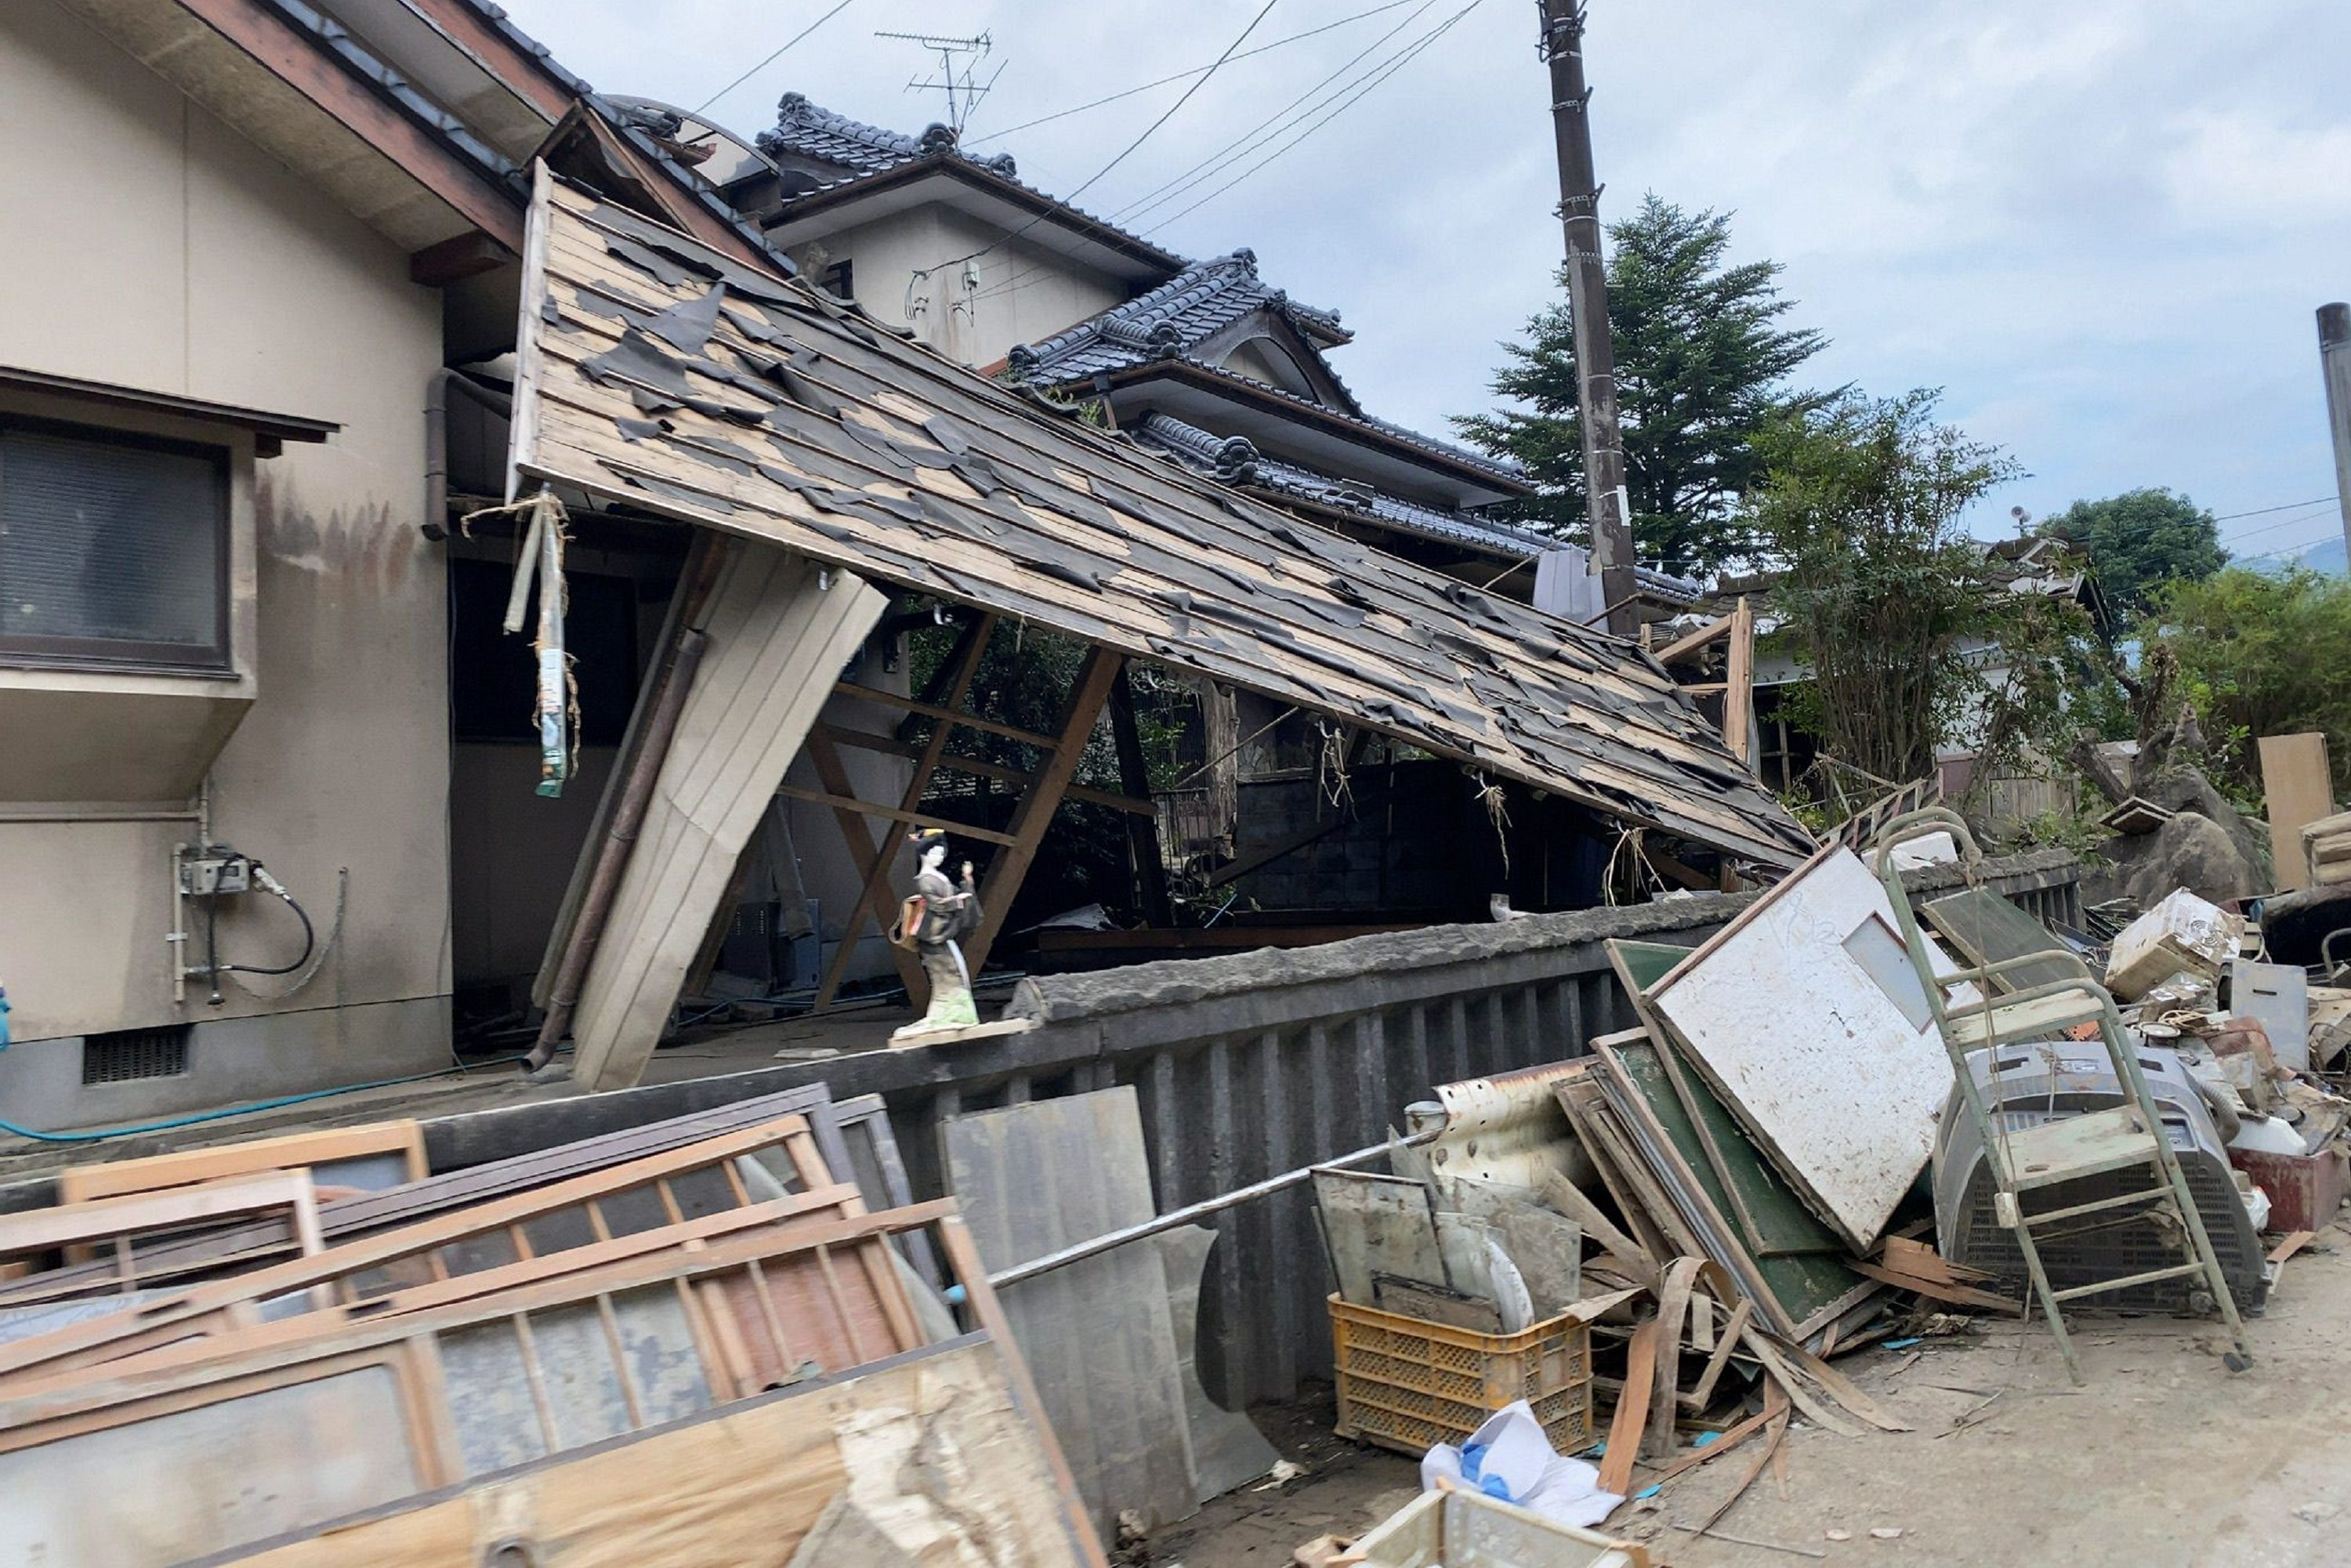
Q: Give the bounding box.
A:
[793,204,1128,369]
[0,0,451,1125]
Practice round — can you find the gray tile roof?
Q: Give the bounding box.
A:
[1129,412,1550,559]
[756,92,1017,179]
[1005,251,1347,383]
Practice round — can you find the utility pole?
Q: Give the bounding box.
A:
[1538,0,1637,638]
[2320,304,2351,567]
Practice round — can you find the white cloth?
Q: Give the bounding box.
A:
[1419,1400,1621,1530]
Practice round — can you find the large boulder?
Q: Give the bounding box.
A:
[2137,765,2270,882]
[2092,811,2259,908]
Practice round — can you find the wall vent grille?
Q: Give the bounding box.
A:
[82,1025,190,1085]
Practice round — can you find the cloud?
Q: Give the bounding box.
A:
[504,0,2351,536]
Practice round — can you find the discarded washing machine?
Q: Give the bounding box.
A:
[1934,1042,2267,1311]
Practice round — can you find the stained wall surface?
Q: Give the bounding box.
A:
[0,0,451,1115]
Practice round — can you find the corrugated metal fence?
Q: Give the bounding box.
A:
[416,849,2081,1411]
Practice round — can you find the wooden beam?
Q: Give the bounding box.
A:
[1654,614,1733,665]
[408,229,513,286]
[1725,596,1756,770]
[775,787,1019,846]
[834,681,1060,750]
[962,649,1122,973]
[810,614,997,1010]
[1109,666,1174,926]
[175,0,526,253]
[56,1122,426,1204]
[817,726,1156,817]
[799,727,927,1001]
[1201,737,1383,889]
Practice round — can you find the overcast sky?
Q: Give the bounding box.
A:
[502,0,2351,562]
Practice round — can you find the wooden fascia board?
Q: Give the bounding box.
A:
[175,0,524,252]
[400,0,579,121]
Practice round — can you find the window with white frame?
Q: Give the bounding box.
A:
[0,418,230,672]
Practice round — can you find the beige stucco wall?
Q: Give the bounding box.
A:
[0,0,449,1045]
[799,205,1128,369]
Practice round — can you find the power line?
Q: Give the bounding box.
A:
[1145,0,1486,233]
[690,0,858,117]
[1107,0,1443,224]
[1059,0,1284,208]
[968,0,1476,308]
[964,0,1418,147]
[2222,502,2340,545]
[2233,531,2345,565]
[2211,494,2340,523]
[907,0,1283,289]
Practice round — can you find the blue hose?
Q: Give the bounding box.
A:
[0,1055,531,1145]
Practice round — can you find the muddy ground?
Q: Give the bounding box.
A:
[1158,1225,2351,1567]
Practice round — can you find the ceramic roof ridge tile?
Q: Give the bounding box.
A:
[1009,252,1347,378]
[1128,411,1554,559]
[757,92,1016,177]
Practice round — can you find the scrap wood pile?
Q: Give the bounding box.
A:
[0,1088,1108,1567]
[1310,824,2351,1559]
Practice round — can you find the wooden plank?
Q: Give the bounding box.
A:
[569,541,888,1091]
[0,1173,318,1260]
[945,1089,1197,1537]
[54,1124,426,1205]
[2260,733,2333,892]
[1596,1317,1659,1496]
[0,1117,818,1382]
[799,725,927,1000]
[964,648,1122,974]
[811,614,997,1010]
[940,1216,1112,1567]
[1654,615,1733,666]
[833,680,1060,749]
[1109,664,1176,925]
[1850,1262,2018,1313]
[817,724,1156,816]
[774,784,1020,844]
[208,1334,1105,1568]
[2269,1230,2318,1266]
[1724,597,1755,768]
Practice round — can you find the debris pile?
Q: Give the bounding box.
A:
[0,1090,1105,1566]
[1302,812,2350,1562]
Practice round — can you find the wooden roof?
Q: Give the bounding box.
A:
[509,170,1814,870]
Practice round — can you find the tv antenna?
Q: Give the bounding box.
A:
[877,31,1003,133]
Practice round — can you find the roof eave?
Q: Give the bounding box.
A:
[1090,361,1536,499]
[764,155,1187,277]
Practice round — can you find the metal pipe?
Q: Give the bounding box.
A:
[0,806,201,824]
[987,1128,1440,1290]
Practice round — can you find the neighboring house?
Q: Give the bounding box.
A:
[1693,536,2106,806]
[0,0,855,1128]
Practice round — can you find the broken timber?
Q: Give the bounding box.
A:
[506,167,1813,891]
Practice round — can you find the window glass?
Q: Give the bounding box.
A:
[0,423,226,668]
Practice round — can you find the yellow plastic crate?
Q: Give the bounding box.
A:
[1330,1294,1594,1459]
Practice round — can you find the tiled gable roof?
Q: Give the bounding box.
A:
[755,92,1016,178]
[1005,251,1347,383]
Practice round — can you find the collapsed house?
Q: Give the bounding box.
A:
[0,0,1804,1129]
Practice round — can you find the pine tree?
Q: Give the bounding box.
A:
[1456,196,1827,576]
